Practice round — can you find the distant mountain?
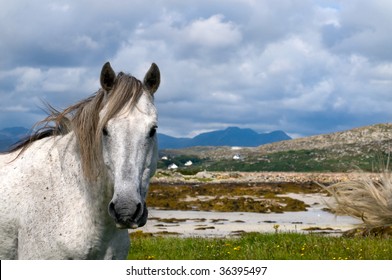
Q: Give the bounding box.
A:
[158,127,291,149]
[0,127,29,152]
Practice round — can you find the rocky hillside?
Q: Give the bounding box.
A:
[159,123,392,172]
[258,123,392,154]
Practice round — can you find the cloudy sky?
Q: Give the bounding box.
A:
[1,0,391,138]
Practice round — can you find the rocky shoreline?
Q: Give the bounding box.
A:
[152,170,379,185]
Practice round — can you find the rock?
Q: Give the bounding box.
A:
[343,226,392,238]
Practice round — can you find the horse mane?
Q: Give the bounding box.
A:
[8,73,145,182]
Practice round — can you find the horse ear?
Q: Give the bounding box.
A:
[100,62,116,91]
[143,63,160,94]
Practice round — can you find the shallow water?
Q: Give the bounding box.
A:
[138,193,360,237]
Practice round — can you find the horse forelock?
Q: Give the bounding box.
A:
[85,74,145,181]
[8,73,146,182]
[98,74,145,128]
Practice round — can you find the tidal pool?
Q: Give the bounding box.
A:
[138,193,360,237]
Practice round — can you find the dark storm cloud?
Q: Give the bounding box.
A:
[1,0,391,138]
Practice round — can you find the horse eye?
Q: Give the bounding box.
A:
[103,127,109,136]
[149,126,157,138]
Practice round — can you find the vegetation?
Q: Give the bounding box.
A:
[128,231,391,260]
[158,148,386,173]
[147,182,322,213]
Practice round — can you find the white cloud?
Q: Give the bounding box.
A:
[321,1,392,60]
[1,105,30,113]
[184,15,242,48]
[282,79,335,112]
[74,35,100,50]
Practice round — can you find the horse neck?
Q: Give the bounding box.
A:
[56,133,114,209]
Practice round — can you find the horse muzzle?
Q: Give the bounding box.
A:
[108,201,148,229]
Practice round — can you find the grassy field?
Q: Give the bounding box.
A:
[158,148,385,173]
[128,232,391,260]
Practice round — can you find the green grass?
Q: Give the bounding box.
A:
[128,232,391,260]
[206,149,379,172]
[158,148,384,173]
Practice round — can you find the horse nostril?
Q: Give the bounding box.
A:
[108,201,117,219]
[132,203,142,221]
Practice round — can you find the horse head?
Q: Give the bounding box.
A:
[99,62,160,229]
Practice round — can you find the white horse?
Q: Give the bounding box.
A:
[0,62,160,259]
